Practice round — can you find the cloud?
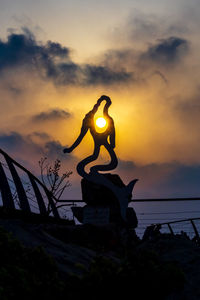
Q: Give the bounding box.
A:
[0,131,73,166]
[47,62,80,85]
[0,28,70,72]
[0,132,29,152]
[44,140,67,159]
[109,9,192,50]
[118,159,200,198]
[142,37,189,65]
[172,92,200,124]
[32,109,71,122]
[83,65,132,85]
[45,61,132,86]
[127,12,189,43]
[112,36,189,87]
[98,36,189,84]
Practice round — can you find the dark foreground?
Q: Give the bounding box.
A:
[0,208,199,300]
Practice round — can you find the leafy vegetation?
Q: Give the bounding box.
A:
[0,227,63,300]
[67,251,185,300]
[0,226,185,300]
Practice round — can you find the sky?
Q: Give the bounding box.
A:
[0,0,200,199]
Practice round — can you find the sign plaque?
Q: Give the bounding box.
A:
[83,206,110,225]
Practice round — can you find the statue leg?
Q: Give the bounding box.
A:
[76,145,100,177]
[90,142,118,173]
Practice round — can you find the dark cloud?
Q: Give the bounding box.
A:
[98,36,188,83]
[83,65,132,85]
[100,49,137,71]
[47,62,80,85]
[142,37,189,64]
[44,140,67,159]
[0,131,72,162]
[0,132,28,151]
[118,159,200,198]
[44,61,132,86]
[0,28,132,86]
[0,29,70,72]
[45,41,70,58]
[32,109,71,122]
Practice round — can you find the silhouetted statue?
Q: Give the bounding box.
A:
[63,95,117,176]
[63,95,138,221]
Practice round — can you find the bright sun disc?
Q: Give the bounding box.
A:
[96,117,106,128]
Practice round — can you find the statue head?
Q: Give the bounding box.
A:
[99,95,112,105]
[87,96,112,121]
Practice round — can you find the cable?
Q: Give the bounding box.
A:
[138,211,200,215]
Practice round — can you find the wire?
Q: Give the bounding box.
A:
[139,218,195,221]
[138,211,200,215]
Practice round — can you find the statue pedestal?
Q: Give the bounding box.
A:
[71,173,138,228]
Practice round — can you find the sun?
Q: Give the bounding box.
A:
[96,117,107,128]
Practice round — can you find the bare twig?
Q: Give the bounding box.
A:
[38,157,72,214]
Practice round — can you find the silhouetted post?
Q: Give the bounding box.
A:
[28,173,47,216]
[0,162,15,209]
[191,220,199,239]
[4,154,31,212]
[167,223,174,235]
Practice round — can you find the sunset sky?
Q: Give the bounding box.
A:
[0,0,200,199]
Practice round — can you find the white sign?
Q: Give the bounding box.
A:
[83,206,110,225]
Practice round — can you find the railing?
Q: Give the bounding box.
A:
[0,149,60,218]
[157,217,200,237]
[58,197,200,203]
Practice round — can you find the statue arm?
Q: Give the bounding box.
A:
[63,120,88,153]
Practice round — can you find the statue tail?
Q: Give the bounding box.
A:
[118,179,139,221]
[126,179,138,198]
